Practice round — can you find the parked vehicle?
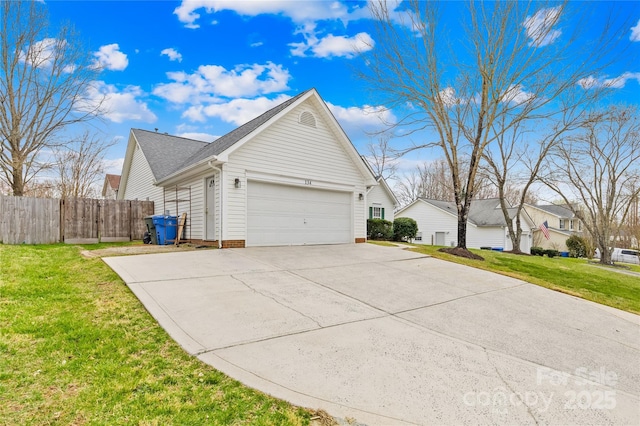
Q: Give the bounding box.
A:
[594,248,640,265]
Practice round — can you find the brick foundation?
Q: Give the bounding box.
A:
[221,239,246,248]
[355,238,366,243]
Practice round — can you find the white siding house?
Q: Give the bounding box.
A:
[118,89,376,248]
[366,177,398,222]
[396,198,534,252]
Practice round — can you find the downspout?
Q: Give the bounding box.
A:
[208,160,223,249]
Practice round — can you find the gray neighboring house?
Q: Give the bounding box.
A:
[117,88,376,248]
[396,198,534,252]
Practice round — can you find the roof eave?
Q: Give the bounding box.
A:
[156,156,225,186]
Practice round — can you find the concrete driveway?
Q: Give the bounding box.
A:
[104,244,640,425]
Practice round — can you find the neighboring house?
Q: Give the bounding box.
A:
[524,204,583,251]
[366,176,399,222]
[396,198,534,252]
[102,174,120,199]
[117,88,376,248]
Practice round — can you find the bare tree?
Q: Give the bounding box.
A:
[0,1,102,196]
[395,159,454,206]
[22,179,57,198]
[52,131,115,199]
[365,133,398,180]
[396,157,512,207]
[482,105,589,253]
[360,1,629,256]
[544,106,640,264]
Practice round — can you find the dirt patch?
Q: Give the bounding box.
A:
[80,244,214,258]
[439,247,485,260]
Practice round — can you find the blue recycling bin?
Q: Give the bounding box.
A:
[152,215,177,245]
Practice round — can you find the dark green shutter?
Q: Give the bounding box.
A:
[381,208,385,220]
[369,207,373,219]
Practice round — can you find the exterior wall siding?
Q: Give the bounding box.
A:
[122,144,164,214]
[367,184,395,222]
[533,229,572,251]
[161,176,207,241]
[399,201,458,246]
[468,227,505,250]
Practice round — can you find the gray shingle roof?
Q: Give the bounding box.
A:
[533,204,575,218]
[131,129,209,181]
[420,198,514,226]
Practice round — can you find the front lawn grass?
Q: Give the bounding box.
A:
[410,245,640,315]
[0,244,311,425]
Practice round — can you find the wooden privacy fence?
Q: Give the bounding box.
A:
[0,195,154,244]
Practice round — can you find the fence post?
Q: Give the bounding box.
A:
[60,198,64,243]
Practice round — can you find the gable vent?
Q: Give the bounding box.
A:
[299,111,317,128]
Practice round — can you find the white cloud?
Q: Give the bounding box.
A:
[327,102,396,132]
[103,157,125,174]
[523,7,562,47]
[438,87,460,107]
[182,94,292,125]
[173,0,369,29]
[161,47,183,62]
[501,84,536,105]
[79,81,157,123]
[250,41,264,48]
[578,72,640,89]
[19,38,63,68]
[631,19,640,42]
[291,30,374,58]
[93,44,128,71]
[153,62,291,104]
[176,132,219,142]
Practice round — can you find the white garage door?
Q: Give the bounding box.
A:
[247,181,352,246]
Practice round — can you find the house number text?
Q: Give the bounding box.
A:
[304,179,312,185]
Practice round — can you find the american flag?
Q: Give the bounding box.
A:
[539,220,551,240]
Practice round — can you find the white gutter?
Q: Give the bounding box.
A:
[208,160,223,249]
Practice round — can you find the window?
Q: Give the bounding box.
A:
[369,206,385,220]
[569,220,574,230]
[415,232,422,241]
[578,221,582,231]
[559,219,565,229]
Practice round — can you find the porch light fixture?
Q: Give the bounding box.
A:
[358,193,364,201]
[234,178,241,188]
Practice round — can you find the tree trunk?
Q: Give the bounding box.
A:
[12,165,24,196]
[457,209,468,249]
[511,228,523,254]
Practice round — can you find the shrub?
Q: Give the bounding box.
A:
[530,246,544,256]
[545,249,559,258]
[566,235,587,258]
[367,219,393,240]
[393,217,418,242]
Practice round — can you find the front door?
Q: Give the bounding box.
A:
[435,232,445,246]
[205,177,215,240]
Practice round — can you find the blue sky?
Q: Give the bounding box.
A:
[42,0,640,177]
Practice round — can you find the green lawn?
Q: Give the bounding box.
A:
[0,244,311,425]
[408,245,640,315]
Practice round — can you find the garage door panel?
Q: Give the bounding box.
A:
[248,181,352,246]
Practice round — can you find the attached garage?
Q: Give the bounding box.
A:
[247,181,352,246]
[119,89,376,248]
